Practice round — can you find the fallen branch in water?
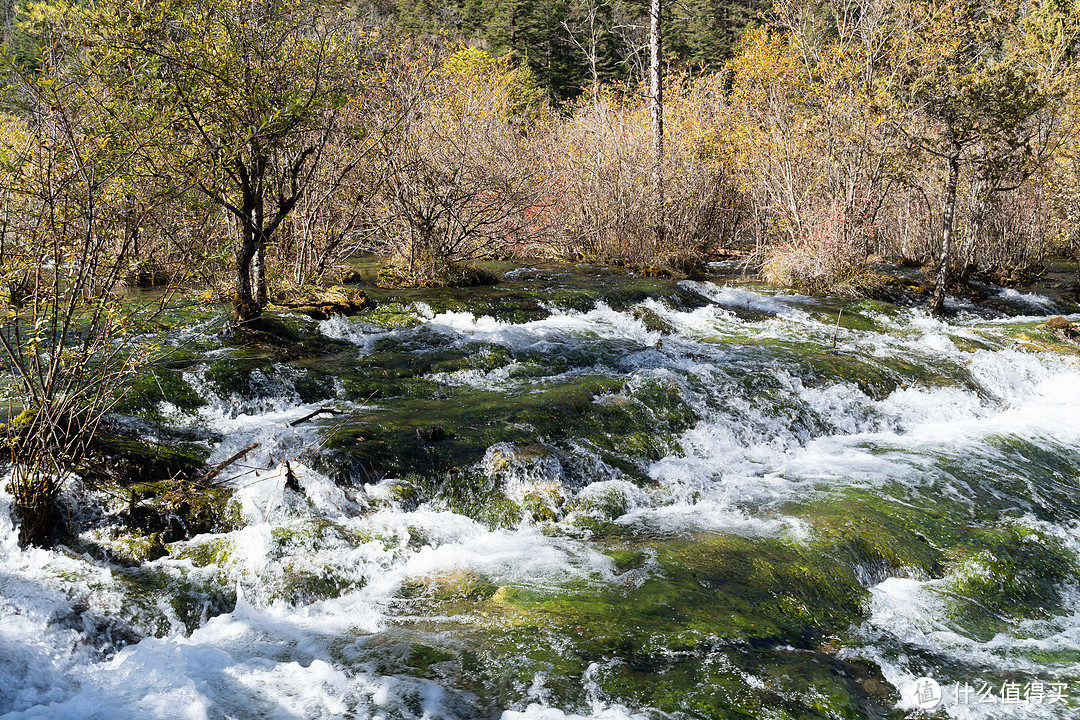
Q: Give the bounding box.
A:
[200,442,261,486]
[289,407,343,427]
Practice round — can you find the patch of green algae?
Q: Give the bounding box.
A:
[391,525,901,719]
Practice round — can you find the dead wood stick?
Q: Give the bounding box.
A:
[201,442,261,486]
[289,407,343,427]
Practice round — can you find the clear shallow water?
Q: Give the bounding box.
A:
[2,277,1080,719]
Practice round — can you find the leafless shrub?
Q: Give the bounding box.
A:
[541,74,742,265]
[371,47,549,286]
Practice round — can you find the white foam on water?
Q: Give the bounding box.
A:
[0,493,631,718]
[420,304,660,355]
[503,703,652,720]
[679,281,814,317]
[425,362,604,393]
[318,302,436,350]
[540,351,1080,588]
[4,609,470,720]
[982,312,1080,325]
[318,313,391,351]
[320,283,1080,537]
[995,288,1057,312]
[0,489,157,715]
[505,662,656,720]
[852,575,1080,719]
[0,569,86,714]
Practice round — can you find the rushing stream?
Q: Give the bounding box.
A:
[3,266,1080,719]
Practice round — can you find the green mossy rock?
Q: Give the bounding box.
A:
[271,285,370,319]
[113,367,206,417]
[315,374,696,501]
[945,525,1078,623]
[83,432,208,487]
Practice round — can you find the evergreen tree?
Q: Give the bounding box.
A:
[667,0,769,70]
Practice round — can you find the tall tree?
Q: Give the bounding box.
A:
[887,0,1079,314]
[650,0,664,251]
[666,0,770,70]
[99,0,361,322]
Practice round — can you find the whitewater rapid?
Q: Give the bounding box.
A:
[2,280,1080,719]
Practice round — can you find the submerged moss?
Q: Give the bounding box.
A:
[113,367,206,417]
[200,355,277,400]
[172,536,236,568]
[792,486,960,579]
[73,530,171,566]
[945,524,1078,623]
[105,473,238,543]
[394,527,899,718]
[317,373,687,486]
[359,262,714,324]
[362,300,430,329]
[413,470,525,529]
[117,533,169,564]
[83,432,208,487]
[389,470,1080,716]
[566,485,633,522]
[114,563,236,635]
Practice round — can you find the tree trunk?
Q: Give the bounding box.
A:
[649,0,664,254]
[234,181,271,323]
[1,0,14,46]
[235,195,261,322]
[253,240,267,308]
[1074,231,1080,300]
[235,234,260,322]
[929,152,960,315]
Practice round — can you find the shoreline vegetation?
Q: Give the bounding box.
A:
[0,0,1078,543]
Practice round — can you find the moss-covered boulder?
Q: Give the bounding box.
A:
[271,285,370,319]
[377,259,501,289]
[113,366,207,418]
[945,524,1079,624]
[315,373,696,497]
[1041,315,1080,339]
[82,431,208,486]
[77,430,237,543]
